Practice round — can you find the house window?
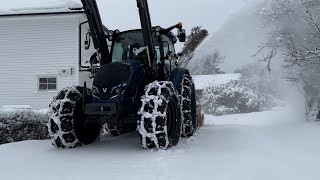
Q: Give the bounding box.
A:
[38,77,57,91]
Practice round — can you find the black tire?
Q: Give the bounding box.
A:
[107,125,136,136]
[178,74,197,137]
[138,81,181,149]
[191,82,198,129]
[48,86,102,148]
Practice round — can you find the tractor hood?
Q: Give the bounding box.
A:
[92,60,145,102]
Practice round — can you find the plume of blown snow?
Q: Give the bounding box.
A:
[187,1,270,73]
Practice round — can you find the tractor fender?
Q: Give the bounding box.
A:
[169,68,191,89]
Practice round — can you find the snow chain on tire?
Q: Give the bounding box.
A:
[178,74,197,137]
[138,81,181,149]
[48,86,101,148]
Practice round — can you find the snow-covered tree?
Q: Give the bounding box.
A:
[259,0,320,121]
[234,62,281,99]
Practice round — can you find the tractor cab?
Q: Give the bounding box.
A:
[111,29,179,76]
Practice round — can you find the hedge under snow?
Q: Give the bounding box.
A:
[0,109,49,144]
[201,80,269,116]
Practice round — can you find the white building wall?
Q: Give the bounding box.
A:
[0,14,81,110]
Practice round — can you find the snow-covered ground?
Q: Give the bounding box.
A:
[1,99,319,180]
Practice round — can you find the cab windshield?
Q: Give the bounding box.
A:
[112,30,175,64]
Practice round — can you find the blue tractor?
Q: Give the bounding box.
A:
[48,0,197,149]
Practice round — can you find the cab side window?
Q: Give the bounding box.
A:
[161,35,176,70]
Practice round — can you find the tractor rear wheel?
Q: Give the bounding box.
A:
[138,81,181,149]
[178,74,197,137]
[48,86,102,148]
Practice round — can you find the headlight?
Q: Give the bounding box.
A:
[114,29,120,34]
[108,30,114,36]
[92,86,99,95]
[155,26,161,37]
[115,87,122,94]
[155,26,161,32]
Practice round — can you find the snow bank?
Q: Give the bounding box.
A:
[0,109,49,122]
[1,105,32,110]
[192,73,241,90]
[0,0,82,15]
[201,80,269,116]
[0,109,49,144]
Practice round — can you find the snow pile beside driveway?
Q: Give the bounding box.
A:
[0,109,49,144]
[201,80,269,116]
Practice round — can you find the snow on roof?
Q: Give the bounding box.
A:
[192,73,241,90]
[0,0,82,15]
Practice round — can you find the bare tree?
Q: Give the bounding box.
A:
[259,0,320,121]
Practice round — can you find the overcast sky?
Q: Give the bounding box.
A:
[78,0,250,34]
[3,0,252,36]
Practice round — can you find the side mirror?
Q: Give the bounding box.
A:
[177,29,186,42]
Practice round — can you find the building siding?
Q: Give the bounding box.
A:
[0,14,82,110]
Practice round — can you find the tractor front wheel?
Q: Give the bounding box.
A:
[48,86,102,148]
[138,81,181,149]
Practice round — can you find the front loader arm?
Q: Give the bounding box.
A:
[81,0,111,65]
[136,0,156,72]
